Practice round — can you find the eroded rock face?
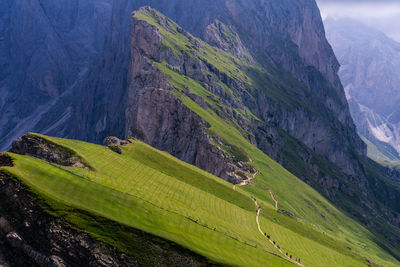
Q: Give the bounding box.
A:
[203,20,249,59]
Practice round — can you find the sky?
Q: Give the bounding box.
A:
[316,0,400,42]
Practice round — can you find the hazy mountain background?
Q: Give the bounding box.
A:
[318,0,400,165]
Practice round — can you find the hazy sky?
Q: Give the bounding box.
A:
[316,0,400,42]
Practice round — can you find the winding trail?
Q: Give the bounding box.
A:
[232,170,258,190]
[269,190,278,210]
[234,173,304,266]
[253,198,304,266]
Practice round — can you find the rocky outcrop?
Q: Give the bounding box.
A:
[0,171,220,267]
[10,134,90,169]
[103,136,130,147]
[103,136,130,153]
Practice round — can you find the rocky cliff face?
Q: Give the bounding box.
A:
[1,0,365,168]
[124,12,253,183]
[325,18,400,161]
[0,0,115,150]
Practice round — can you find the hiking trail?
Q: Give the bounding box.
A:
[234,171,304,266]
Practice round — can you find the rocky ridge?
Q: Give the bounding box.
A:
[125,10,255,183]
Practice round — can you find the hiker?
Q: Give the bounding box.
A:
[273,241,276,245]
[290,255,292,259]
[277,245,280,249]
[299,258,301,263]
[286,252,288,256]
[267,235,270,239]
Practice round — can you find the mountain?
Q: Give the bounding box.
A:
[324,18,400,163]
[2,1,400,265]
[0,0,364,166]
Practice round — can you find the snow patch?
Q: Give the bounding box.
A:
[344,84,352,100]
[369,122,393,143]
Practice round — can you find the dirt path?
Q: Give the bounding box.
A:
[269,190,278,210]
[253,198,304,266]
[233,173,304,266]
[232,170,258,191]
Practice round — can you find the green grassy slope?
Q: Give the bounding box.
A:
[130,8,400,267]
[1,133,398,267]
[361,136,398,162]
[361,136,400,170]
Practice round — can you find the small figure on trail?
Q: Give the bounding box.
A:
[277,245,280,249]
[273,241,276,245]
[267,235,270,239]
[286,252,288,256]
[295,258,297,262]
[290,255,292,259]
[299,258,301,263]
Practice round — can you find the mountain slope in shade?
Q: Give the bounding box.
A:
[325,18,400,162]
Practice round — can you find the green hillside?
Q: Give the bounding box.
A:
[0,133,398,267]
[361,136,400,170]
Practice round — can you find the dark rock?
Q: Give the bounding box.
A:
[0,154,13,167]
[10,134,89,169]
[108,145,122,154]
[278,209,294,218]
[103,136,130,147]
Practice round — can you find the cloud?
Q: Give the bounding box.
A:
[318,2,400,19]
[316,0,400,42]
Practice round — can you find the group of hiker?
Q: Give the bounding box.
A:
[264,232,301,264]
